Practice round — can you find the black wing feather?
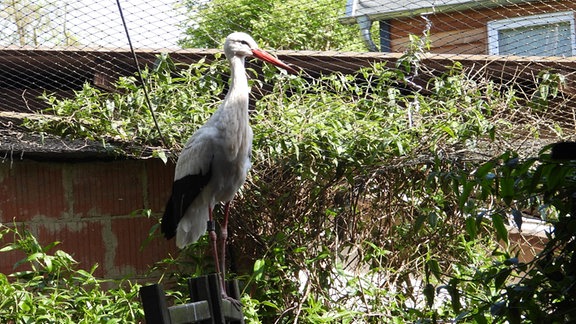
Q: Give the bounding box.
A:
[161,168,212,240]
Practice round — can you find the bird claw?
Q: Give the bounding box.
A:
[222,293,243,311]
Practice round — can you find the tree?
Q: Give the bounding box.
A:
[178,0,365,51]
[0,0,79,46]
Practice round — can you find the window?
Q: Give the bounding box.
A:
[488,11,576,56]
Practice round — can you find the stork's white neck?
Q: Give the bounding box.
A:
[218,55,251,160]
[218,54,250,142]
[227,56,249,100]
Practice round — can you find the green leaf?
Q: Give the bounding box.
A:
[459,181,474,211]
[423,283,435,308]
[44,255,53,272]
[427,259,442,282]
[428,212,438,228]
[253,259,266,281]
[500,177,515,206]
[260,300,280,310]
[475,160,495,179]
[42,240,60,253]
[494,268,511,290]
[26,252,44,262]
[491,214,508,245]
[465,216,477,239]
[0,244,18,252]
[448,278,462,313]
[413,213,426,233]
[546,164,568,191]
[441,124,455,138]
[153,149,168,164]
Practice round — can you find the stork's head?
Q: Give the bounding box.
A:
[224,32,258,59]
[224,32,297,74]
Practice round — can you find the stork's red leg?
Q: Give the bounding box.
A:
[218,202,242,309]
[207,207,221,288]
[201,203,240,309]
[218,202,231,292]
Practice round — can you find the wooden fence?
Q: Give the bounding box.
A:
[140,274,244,324]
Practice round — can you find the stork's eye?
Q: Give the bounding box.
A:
[239,40,250,46]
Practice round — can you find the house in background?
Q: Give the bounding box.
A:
[342,0,576,56]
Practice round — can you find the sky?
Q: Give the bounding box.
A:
[67,0,186,49]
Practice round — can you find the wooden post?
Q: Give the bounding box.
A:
[188,274,245,324]
[140,284,172,324]
[189,274,222,324]
[225,280,245,324]
[140,275,245,324]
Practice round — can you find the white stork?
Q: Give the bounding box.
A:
[161,32,296,297]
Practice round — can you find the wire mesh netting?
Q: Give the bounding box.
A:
[0,0,184,48]
[0,0,569,237]
[0,0,575,149]
[1,2,576,321]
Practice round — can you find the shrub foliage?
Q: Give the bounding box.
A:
[0,225,143,323]
[14,49,576,323]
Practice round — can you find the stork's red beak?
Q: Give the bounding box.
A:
[252,48,298,74]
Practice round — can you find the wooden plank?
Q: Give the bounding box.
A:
[429,28,486,47]
[391,27,487,54]
[169,301,211,324]
[1,46,575,88]
[432,42,487,55]
[0,111,61,121]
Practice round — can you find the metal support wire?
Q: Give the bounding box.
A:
[115,0,169,150]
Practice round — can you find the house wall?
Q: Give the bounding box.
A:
[388,2,576,54]
[0,158,179,279]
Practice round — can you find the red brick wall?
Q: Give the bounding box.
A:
[0,158,179,279]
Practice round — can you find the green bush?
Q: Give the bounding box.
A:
[445,149,576,323]
[0,225,143,323]
[25,54,228,158]
[22,49,574,322]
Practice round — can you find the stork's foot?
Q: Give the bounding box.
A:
[222,293,243,311]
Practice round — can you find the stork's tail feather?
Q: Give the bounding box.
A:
[161,200,177,240]
[175,208,208,249]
